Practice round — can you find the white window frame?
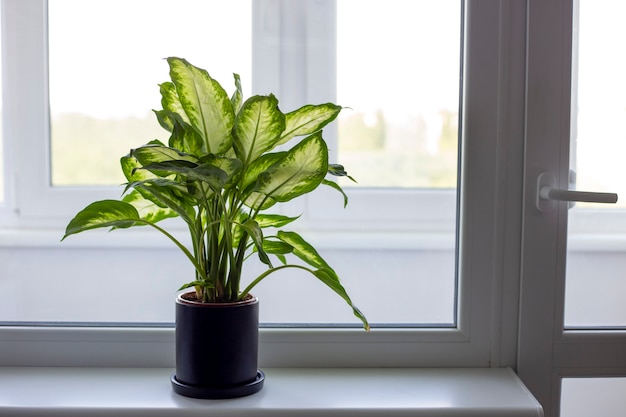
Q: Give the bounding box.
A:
[517,1,626,416]
[0,0,528,370]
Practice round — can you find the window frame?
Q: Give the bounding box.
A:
[0,0,527,369]
[517,0,626,416]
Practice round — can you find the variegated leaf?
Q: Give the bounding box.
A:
[277,230,369,331]
[233,94,285,164]
[252,132,328,203]
[159,81,190,127]
[62,200,141,239]
[230,73,243,114]
[131,144,198,169]
[122,189,177,224]
[277,103,342,146]
[167,57,234,154]
[255,214,300,228]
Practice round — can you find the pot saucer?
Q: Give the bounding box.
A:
[171,370,265,399]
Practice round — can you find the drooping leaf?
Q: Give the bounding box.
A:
[62,200,141,239]
[276,230,330,270]
[312,268,369,332]
[233,94,286,164]
[322,179,349,208]
[276,230,369,331]
[277,103,342,146]
[239,220,272,267]
[167,57,234,154]
[252,132,328,203]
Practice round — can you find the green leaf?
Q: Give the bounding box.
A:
[312,268,369,332]
[159,81,191,127]
[167,112,204,155]
[137,159,198,178]
[241,152,286,210]
[233,94,286,164]
[276,230,369,331]
[276,230,330,270]
[178,280,214,291]
[127,178,195,224]
[167,57,234,154]
[241,152,287,192]
[199,154,243,188]
[258,239,293,265]
[322,179,349,208]
[62,200,141,239]
[131,144,198,169]
[255,214,301,228]
[277,103,342,146]
[153,109,175,133]
[328,164,356,183]
[122,189,177,224]
[230,73,243,114]
[239,220,271,267]
[252,132,328,203]
[261,239,293,255]
[121,154,156,183]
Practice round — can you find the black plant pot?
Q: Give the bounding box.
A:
[171,292,264,399]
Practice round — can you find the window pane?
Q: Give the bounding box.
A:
[565,0,626,328]
[337,0,461,188]
[561,378,626,417]
[49,0,252,186]
[5,1,462,327]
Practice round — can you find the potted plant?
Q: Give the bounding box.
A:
[62,57,369,399]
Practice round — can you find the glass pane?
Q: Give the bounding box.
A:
[336,0,461,188]
[565,0,626,328]
[49,0,252,186]
[561,378,626,417]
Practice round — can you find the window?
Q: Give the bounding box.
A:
[1,0,525,372]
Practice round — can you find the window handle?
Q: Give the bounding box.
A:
[536,172,618,212]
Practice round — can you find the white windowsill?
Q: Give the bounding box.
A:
[0,367,542,417]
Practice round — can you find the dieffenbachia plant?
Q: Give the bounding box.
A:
[62,57,368,331]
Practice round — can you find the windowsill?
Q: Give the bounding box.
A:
[0,367,542,416]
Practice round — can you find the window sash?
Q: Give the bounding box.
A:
[517,0,626,415]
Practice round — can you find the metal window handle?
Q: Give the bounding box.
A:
[536,172,618,212]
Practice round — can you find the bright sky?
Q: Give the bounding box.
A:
[48,0,460,120]
[48,0,252,119]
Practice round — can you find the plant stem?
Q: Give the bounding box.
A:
[138,220,205,280]
[238,264,315,300]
